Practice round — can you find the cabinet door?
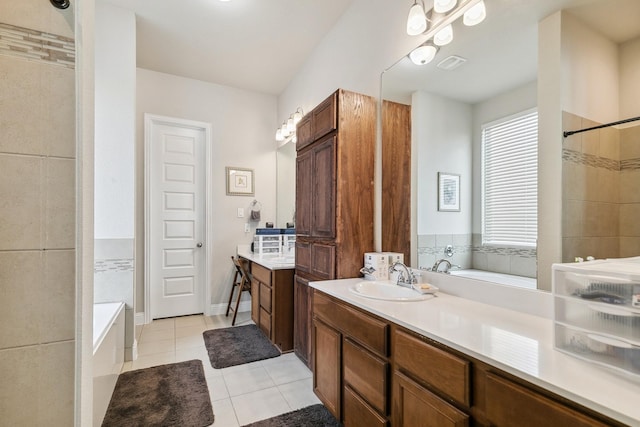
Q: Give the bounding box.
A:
[313,318,341,420]
[294,275,311,366]
[296,113,313,150]
[312,92,337,140]
[312,135,336,239]
[311,242,336,280]
[295,148,312,237]
[393,371,469,427]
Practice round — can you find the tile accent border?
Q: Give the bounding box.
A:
[0,22,75,69]
[562,148,620,171]
[95,259,134,273]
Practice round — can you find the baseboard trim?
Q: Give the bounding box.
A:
[134,300,251,323]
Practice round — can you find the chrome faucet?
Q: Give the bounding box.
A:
[389,261,417,288]
[432,259,452,273]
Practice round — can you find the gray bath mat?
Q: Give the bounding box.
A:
[203,324,281,369]
[102,359,214,427]
[241,404,342,427]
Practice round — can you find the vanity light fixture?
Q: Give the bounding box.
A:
[406,0,428,35]
[409,44,438,65]
[434,0,457,14]
[406,0,486,65]
[433,24,453,46]
[275,107,304,144]
[463,1,486,26]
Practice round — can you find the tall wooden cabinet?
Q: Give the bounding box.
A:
[293,89,377,367]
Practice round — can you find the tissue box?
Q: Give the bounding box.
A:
[364,252,389,281]
[382,252,404,265]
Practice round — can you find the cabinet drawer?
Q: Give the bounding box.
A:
[393,371,469,427]
[485,372,610,427]
[344,385,388,427]
[259,282,272,313]
[394,329,470,406]
[344,338,388,414]
[310,243,335,280]
[252,262,271,285]
[314,292,388,357]
[259,307,271,338]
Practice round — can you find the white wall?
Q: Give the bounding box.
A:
[472,81,538,232]
[620,37,640,119]
[277,0,423,122]
[94,1,135,239]
[135,69,278,311]
[413,91,472,236]
[561,12,619,124]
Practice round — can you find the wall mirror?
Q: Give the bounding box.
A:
[381,0,640,291]
[276,140,296,228]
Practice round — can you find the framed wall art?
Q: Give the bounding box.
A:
[438,172,460,212]
[226,167,254,196]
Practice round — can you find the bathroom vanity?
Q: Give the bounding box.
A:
[237,248,295,352]
[310,278,639,427]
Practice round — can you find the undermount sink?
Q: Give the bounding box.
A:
[349,281,434,302]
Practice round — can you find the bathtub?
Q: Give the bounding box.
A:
[93,302,125,427]
[450,269,536,289]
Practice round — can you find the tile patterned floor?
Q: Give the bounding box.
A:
[123,312,321,426]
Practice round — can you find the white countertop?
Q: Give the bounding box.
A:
[310,278,640,426]
[237,246,295,270]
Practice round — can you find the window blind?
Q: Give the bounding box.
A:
[482,109,538,247]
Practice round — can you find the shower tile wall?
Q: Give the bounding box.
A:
[562,111,640,262]
[0,5,75,425]
[620,125,640,256]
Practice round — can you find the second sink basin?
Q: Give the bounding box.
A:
[349,281,433,302]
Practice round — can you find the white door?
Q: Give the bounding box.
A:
[148,117,206,319]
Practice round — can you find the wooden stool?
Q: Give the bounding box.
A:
[225,256,252,326]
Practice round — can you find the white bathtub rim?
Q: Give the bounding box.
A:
[450,269,537,289]
[93,302,125,355]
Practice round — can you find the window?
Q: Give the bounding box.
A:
[482,109,538,247]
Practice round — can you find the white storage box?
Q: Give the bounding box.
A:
[253,235,281,254]
[364,252,389,281]
[553,258,640,378]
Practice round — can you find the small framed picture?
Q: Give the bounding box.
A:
[438,172,460,212]
[226,167,254,196]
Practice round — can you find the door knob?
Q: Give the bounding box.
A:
[196,242,203,248]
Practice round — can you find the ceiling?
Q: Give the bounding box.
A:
[382,0,640,104]
[103,0,355,95]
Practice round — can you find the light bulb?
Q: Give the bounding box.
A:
[433,24,453,46]
[406,1,427,36]
[275,128,284,142]
[463,1,486,26]
[286,116,295,133]
[409,45,437,65]
[433,0,456,13]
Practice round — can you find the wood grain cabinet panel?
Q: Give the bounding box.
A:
[343,338,388,415]
[344,385,388,427]
[296,113,313,150]
[314,292,388,357]
[295,89,376,368]
[485,372,611,427]
[293,275,311,366]
[313,318,341,420]
[393,371,469,427]
[394,329,470,406]
[312,92,337,140]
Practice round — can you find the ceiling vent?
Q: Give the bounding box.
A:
[437,55,467,71]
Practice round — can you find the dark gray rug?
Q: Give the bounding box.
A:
[102,359,214,427]
[203,324,281,369]
[241,404,342,427]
